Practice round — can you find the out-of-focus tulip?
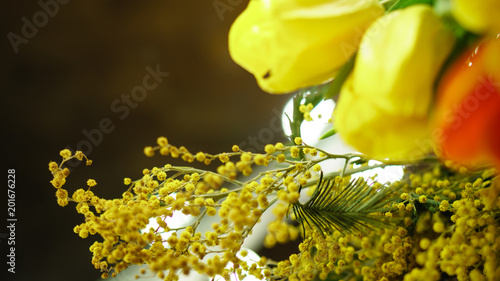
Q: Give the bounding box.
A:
[432,36,500,169]
[334,5,455,160]
[451,0,500,34]
[228,0,384,94]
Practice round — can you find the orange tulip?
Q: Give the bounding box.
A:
[432,36,500,169]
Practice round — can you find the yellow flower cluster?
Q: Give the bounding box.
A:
[49,149,91,206]
[269,163,500,281]
[299,103,315,122]
[402,167,500,281]
[49,138,500,281]
[273,225,414,281]
[48,139,357,280]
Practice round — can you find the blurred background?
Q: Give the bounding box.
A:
[2,1,292,280]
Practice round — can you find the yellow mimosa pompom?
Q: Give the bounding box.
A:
[228,0,384,94]
[334,4,455,160]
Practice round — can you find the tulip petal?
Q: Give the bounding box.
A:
[451,0,500,34]
[335,76,430,160]
[228,0,384,94]
[334,5,455,160]
[433,36,500,169]
[439,84,500,164]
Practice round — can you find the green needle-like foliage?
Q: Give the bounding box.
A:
[292,174,399,237]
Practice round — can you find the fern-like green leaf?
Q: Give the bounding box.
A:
[292,174,399,237]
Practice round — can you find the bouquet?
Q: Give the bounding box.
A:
[49,1,500,280]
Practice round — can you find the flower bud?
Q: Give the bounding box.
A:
[229,0,384,94]
[334,5,455,159]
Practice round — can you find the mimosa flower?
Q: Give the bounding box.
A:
[451,0,500,34]
[334,4,455,160]
[432,36,500,169]
[228,0,384,94]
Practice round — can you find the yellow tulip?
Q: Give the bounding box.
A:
[451,0,500,34]
[228,0,384,94]
[334,5,455,160]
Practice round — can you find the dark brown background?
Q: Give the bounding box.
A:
[2,1,292,280]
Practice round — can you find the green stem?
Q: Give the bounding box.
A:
[303,156,440,188]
